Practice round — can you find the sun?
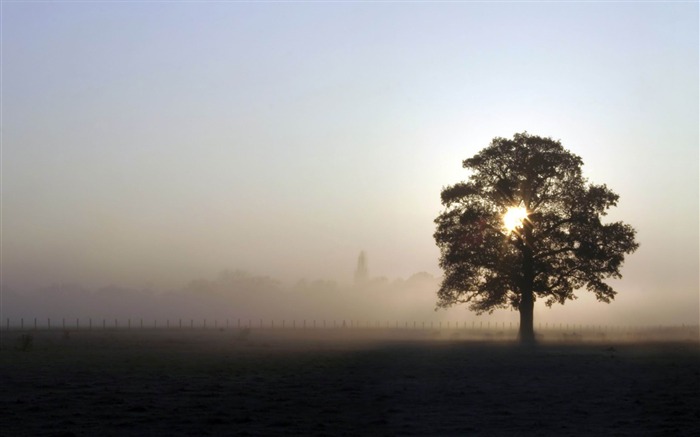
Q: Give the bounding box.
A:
[503,206,528,233]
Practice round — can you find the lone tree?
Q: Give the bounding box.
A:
[434,133,638,343]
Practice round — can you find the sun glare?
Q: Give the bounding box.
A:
[503,206,528,233]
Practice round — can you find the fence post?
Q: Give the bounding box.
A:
[89,318,92,330]
[62,318,65,329]
[34,318,37,330]
[48,318,51,330]
[76,318,80,329]
[6,318,9,330]
[103,319,106,329]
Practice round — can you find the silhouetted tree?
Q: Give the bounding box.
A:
[434,133,639,343]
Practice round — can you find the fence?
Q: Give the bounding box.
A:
[2,317,696,335]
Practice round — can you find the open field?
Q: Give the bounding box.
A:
[2,328,699,436]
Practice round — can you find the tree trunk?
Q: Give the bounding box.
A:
[518,287,535,344]
[519,219,536,344]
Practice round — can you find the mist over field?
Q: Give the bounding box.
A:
[4,264,697,329]
[3,268,441,324]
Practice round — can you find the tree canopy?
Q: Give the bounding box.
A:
[434,133,639,342]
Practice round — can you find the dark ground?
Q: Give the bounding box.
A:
[1,328,698,436]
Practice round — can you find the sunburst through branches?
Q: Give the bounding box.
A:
[503,206,528,234]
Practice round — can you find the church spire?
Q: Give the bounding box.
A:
[354,251,368,285]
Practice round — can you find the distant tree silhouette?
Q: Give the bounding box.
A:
[434,133,639,343]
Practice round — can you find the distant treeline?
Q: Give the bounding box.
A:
[3,270,443,322]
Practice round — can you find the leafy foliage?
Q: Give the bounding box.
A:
[434,133,638,315]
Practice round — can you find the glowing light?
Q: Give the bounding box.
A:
[503,206,528,233]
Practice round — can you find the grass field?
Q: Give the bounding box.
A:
[1,328,698,436]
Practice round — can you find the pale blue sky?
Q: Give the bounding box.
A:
[2,2,698,323]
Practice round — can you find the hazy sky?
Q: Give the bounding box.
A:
[2,2,698,323]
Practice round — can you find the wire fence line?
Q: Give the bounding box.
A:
[2,317,696,333]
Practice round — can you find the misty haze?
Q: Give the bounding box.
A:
[4,259,447,326]
[2,2,698,436]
